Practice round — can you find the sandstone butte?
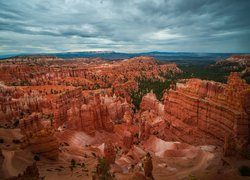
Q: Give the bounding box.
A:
[138,72,250,147]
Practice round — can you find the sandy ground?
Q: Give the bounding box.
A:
[2,150,17,177]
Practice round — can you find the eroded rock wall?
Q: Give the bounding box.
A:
[52,88,133,135]
[139,73,250,146]
[20,113,59,160]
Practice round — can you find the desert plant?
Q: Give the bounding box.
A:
[96,157,112,180]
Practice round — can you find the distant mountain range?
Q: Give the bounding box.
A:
[0,51,241,61]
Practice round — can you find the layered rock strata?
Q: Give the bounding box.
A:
[20,113,59,160]
[139,73,250,146]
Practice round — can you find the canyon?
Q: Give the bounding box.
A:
[0,55,249,179]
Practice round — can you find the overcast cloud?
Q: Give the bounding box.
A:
[0,0,250,54]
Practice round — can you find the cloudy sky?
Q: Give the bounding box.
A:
[0,0,250,55]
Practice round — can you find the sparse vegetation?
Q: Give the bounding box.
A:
[129,59,249,111]
[96,157,112,180]
[177,62,246,83]
[130,78,172,110]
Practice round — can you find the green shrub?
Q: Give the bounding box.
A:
[96,157,112,180]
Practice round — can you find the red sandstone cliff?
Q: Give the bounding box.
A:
[138,72,250,146]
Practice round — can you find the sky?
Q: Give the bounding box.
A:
[0,0,250,55]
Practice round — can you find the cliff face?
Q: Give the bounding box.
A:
[164,72,249,145]
[140,92,164,116]
[0,84,133,136]
[139,73,250,146]
[20,113,59,160]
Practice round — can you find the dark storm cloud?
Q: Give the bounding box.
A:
[0,0,250,54]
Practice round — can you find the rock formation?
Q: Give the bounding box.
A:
[0,56,181,88]
[20,113,59,160]
[20,113,44,135]
[138,72,250,146]
[164,72,249,145]
[0,56,179,136]
[53,89,133,135]
[216,55,250,67]
[128,172,147,180]
[215,55,250,82]
[142,153,153,179]
[138,92,165,141]
[8,162,40,180]
[104,142,116,164]
[123,131,134,149]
